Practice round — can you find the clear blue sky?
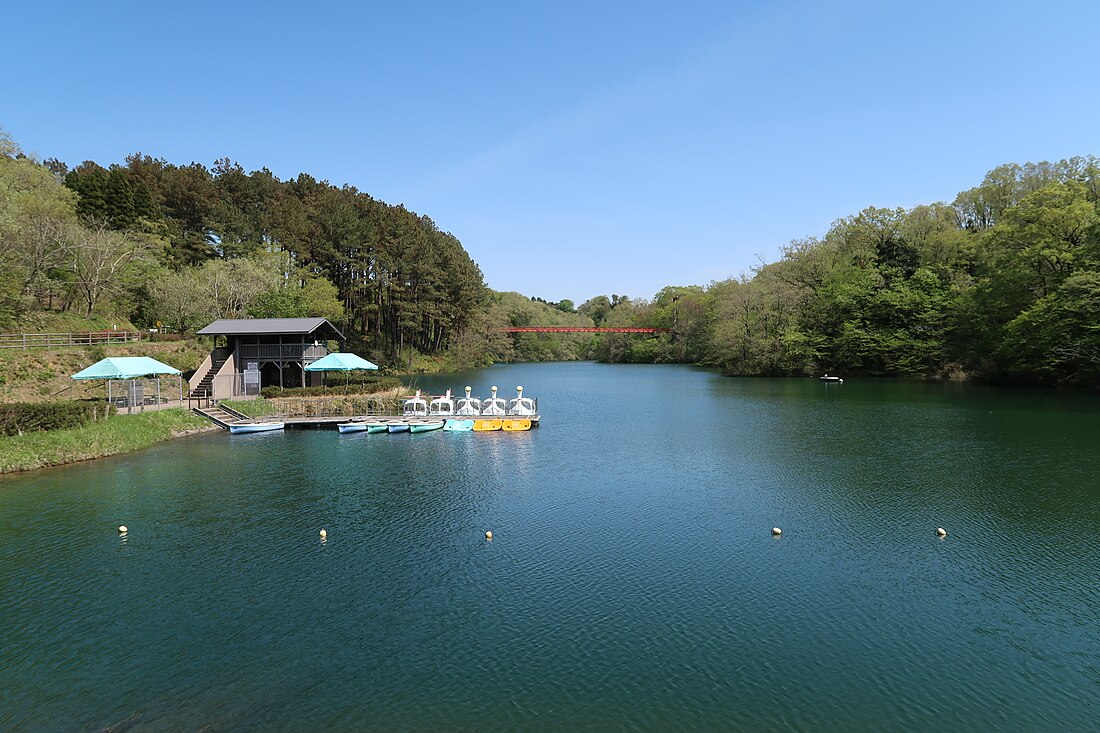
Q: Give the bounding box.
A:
[4,1,1098,304]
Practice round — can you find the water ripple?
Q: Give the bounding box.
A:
[1,366,1099,730]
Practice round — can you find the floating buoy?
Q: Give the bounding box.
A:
[118,525,128,534]
[936,527,947,537]
[319,529,327,539]
[485,531,493,541]
[771,527,782,536]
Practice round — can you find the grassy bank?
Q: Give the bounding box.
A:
[0,408,214,474]
[0,339,208,403]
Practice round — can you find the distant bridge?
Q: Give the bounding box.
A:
[503,327,669,333]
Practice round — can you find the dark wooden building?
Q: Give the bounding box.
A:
[191,318,345,398]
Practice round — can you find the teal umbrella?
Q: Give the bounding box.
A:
[71,356,182,380]
[304,352,379,392]
[71,356,183,406]
[304,352,379,372]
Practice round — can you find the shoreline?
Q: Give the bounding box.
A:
[0,409,219,475]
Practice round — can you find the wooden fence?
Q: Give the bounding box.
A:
[0,332,145,349]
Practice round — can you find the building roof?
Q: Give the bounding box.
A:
[72,357,182,380]
[196,317,345,340]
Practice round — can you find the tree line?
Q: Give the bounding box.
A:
[3,126,1096,384]
[1,129,486,366]
[583,156,1100,386]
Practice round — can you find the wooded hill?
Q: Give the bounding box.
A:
[3,127,1096,384]
[582,157,1100,386]
[1,129,487,366]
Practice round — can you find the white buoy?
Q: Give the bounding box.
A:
[319,528,327,539]
[118,525,128,534]
[936,527,947,537]
[485,530,493,541]
[771,527,782,536]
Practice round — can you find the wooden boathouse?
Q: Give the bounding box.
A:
[190,317,345,399]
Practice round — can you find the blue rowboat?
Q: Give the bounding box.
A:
[410,421,444,433]
[367,424,388,434]
[387,422,410,433]
[229,421,284,434]
[337,422,369,434]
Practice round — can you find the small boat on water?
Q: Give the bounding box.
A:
[444,418,474,432]
[410,421,444,433]
[820,374,844,383]
[473,419,502,432]
[481,386,507,416]
[337,422,369,434]
[387,421,411,433]
[403,390,428,416]
[501,419,531,431]
[455,386,481,416]
[508,386,536,415]
[229,421,285,434]
[367,424,388,434]
[429,390,455,417]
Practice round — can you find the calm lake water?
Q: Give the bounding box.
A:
[2,363,1099,731]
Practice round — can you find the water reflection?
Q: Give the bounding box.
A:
[1,365,1098,731]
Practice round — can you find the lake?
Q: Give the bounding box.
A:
[2,362,1099,731]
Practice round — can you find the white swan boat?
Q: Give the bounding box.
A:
[403,390,428,416]
[429,390,455,416]
[481,386,507,416]
[455,386,482,416]
[508,386,536,415]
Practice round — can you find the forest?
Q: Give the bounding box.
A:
[2,126,1097,386]
[580,158,1100,386]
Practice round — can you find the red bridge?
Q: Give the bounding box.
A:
[503,327,669,333]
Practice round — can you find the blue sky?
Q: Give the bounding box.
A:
[4,1,1098,303]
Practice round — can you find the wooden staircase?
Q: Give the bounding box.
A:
[189,354,228,399]
[192,403,250,430]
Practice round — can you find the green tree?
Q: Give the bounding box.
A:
[999,272,1100,383]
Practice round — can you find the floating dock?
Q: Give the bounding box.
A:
[193,408,540,431]
[285,415,540,430]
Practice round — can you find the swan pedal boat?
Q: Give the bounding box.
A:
[229,421,285,434]
[444,419,474,432]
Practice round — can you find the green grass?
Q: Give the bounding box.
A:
[0,339,209,404]
[0,408,213,473]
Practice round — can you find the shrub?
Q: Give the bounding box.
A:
[259,376,401,399]
[0,400,117,437]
